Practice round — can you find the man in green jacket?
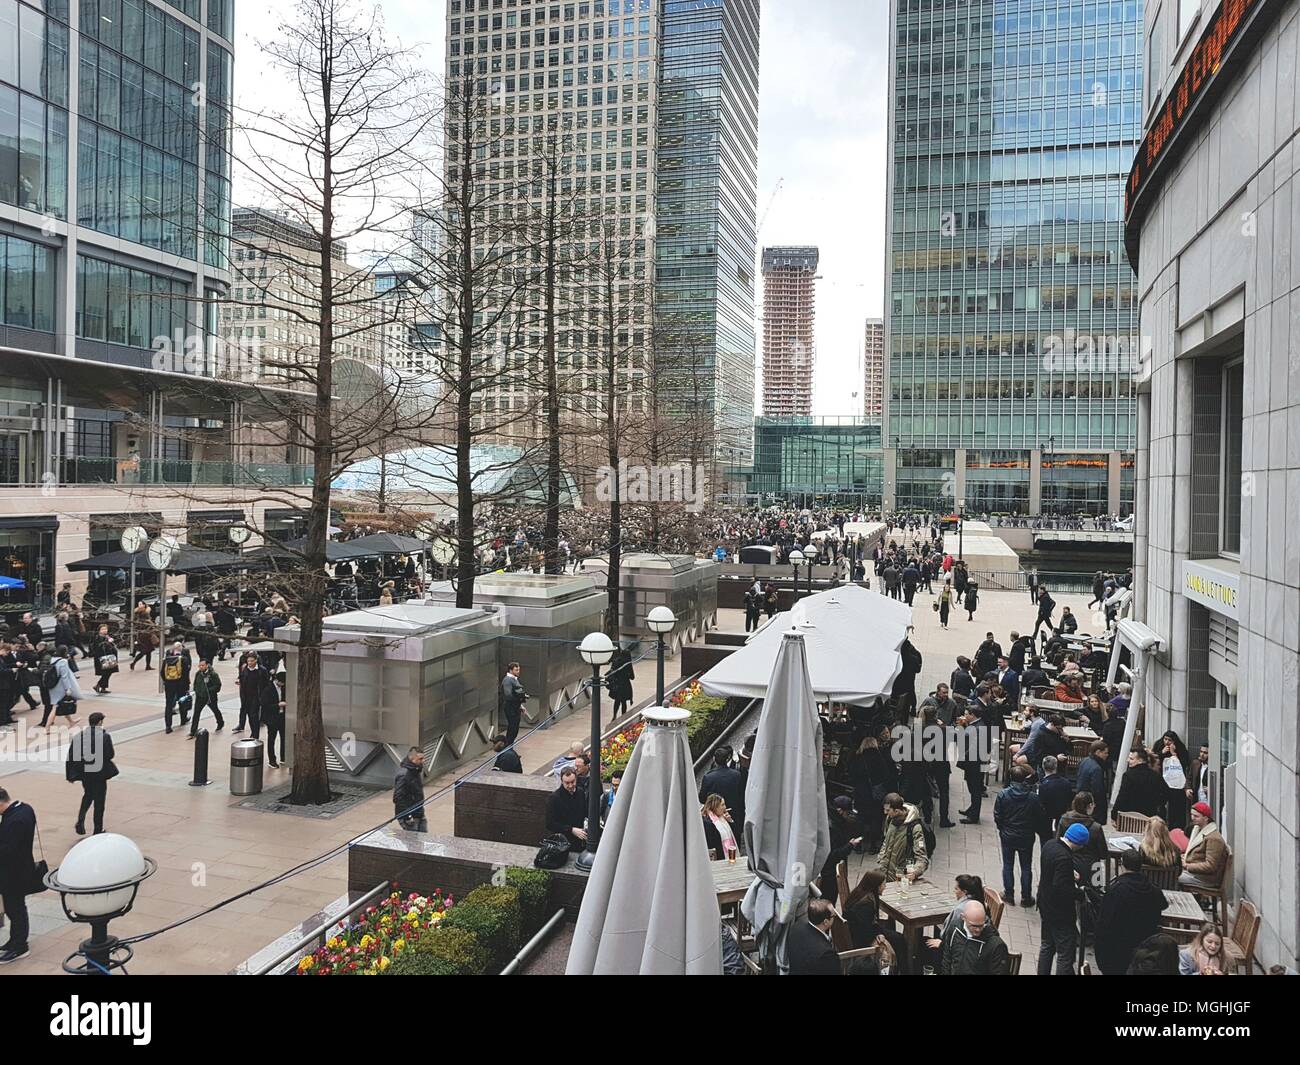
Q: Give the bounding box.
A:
[189,659,225,737]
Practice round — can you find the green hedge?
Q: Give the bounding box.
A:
[387,949,459,976]
[442,885,522,970]
[685,696,746,760]
[505,867,551,938]
[409,925,489,976]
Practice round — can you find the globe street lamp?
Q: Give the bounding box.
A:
[576,631,615,873]
[647,605,677,707]
[45,833,156,975]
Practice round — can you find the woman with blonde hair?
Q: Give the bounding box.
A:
[1139,816,1182,872]
[700,794,738,861]
[1179,923,1226,975]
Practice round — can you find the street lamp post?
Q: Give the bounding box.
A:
[576,631,615,873]
[789,547,804,602]
[957,498,966,562]
[46,833,156,975]
[647,605,677,707]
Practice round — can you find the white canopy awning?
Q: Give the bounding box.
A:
[699,585,913,706]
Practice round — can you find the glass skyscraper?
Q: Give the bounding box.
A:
[884,0,1142,516]
[656,0,760,465]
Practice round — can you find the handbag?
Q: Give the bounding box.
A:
[533,833,572,870]
[96,653,119,673]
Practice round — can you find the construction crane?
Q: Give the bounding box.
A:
[756,177,784,238]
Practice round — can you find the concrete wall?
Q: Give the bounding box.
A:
[1133,0,1300,968]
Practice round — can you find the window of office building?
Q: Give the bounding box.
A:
[75,253,192,347]
[0,233,57,332]
[1041,453,1109,515]
[0,0,71,216]
[0,519,57,610]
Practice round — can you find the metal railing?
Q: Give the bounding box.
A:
[15,457,319,488]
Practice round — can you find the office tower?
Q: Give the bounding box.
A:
[444,0,760,468]
[884,0,1143,516]
[759,246,818,418]
[863,317,884,419]
[0,0,285,605]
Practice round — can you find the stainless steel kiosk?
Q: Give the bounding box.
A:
[276,604,502,784]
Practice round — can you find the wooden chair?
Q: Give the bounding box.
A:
[1113,811,1151,835]
[1006,952,1022,975]
[1140,863,1181,890]
[835,860,851,908]
[740,952,763,975]
[1186,848,1233,930]
[983,886,1005,930]
[829,913,882,973]
[1222,897,1259,974]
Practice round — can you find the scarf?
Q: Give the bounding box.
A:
[1186,820,1218,856]
[709,812,738,856]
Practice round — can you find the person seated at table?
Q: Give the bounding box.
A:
[1016,714,1070,774]
[1053,673,1085,704]
[940,899,1010,975]
[1112,747,1167,822]
[1179,802,1228,891]
[701,793,739,861]
[1108,682,1132,716]
[1179,923,1227,975]
[787,898,841,975]
[1078,692,1107,733]
[1020,656,1049,693]
[923,873,985,964]
[1139,815,1182,874]
[1094,850,1167,974]
[1057,791,1106,871]
[545,767,588,852]
[841,868,908,970]
[1127,933,1182,975]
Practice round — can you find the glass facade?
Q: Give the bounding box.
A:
[886,0,1142,512]
[74,253,192,348]
[0,232,57,331]
[655,0,759,463]
[746,417,884,505]
[0,0,70,217]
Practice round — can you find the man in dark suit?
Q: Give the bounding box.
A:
[546,767,588,852]
[699,747,745,837]
[787,899,840,975]
[67,711,119,835]
[0,787,37,963]
[973,632,1002,677]
[996,656,1020,708]
[491,733,522,773]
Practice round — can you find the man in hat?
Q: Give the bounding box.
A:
[1036,821,1088,975]
[1179,802,1227,890]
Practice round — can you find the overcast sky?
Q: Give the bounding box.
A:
[233,0,890,417]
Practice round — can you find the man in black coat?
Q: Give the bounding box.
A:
[0,787,36,962]
[392,747,427,832]
[1113,749,1167,822]
[491,733,522,773]
[1036,824,1087,975]
[1008,631,1030,674]
[1094,850,1167,974]
[1032,587,1057,645]
[890,637,923,718]
[973,632,1002,677]
[699,747,745,836]
[1037,755,1075,830]
[546,767,588,851]
[260,672,286,767]
[66,711,119,835]
[787,899,840,975]
[213,602,238,660]
[160,642,193,733]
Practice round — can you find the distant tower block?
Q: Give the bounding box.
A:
[761,247,819,417]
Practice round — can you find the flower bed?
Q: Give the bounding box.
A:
[600,720,646,780]
[294,868,552,976]
[597,683,745,781]
[295,889,452,975]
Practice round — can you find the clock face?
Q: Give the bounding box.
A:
[147,539,175,571]
[430,539,456,565]
[228,525,251,545]
[120,526,147,554]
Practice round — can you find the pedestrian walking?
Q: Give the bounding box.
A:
[964,580,979,621]
[393,747,427,832]
[130,603,156,670]
[91,624,119,694]
[236,651,267,734]
[46,647,83,728]
[66,711,118,835]
[189,659,225,737]
[260,671,286,768]
[161,641,192,734]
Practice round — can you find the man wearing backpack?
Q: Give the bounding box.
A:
[877,792,931,882]
[161,641,192,734]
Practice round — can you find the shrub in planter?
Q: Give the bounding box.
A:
[386,950,458,976]
[505,867,551,936]
[410,925,489,976]
[442,885,521,969]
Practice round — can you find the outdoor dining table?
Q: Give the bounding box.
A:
[1100,824,1141,882]
[877,878,955,965]
[1162,889,1208,929]
[712,860,755,906]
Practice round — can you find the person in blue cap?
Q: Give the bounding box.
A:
[1036,821,1089,975]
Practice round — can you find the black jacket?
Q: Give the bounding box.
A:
[259,677,285,724]
[994,781,1049,842]
[392,756,425,813]
[546,784,587,839]
[494,748,523,773]
[1114,763,1166,818]
[786,918,840,975]
[1036,593,1056,620]
[0,800,37,894]
[950,668,976,698]
[974,640,1002,676]
[214,608,238,635]
[67,726,118,783]
[699,766,745,828]
[1059,612,1078,634]
[940,921,1010,975]
[1036,838,1080,923]
[1094,872,1167,974]
[1009,638,1030,674]
[161,649,192,687]
[1038,774,1075,825]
